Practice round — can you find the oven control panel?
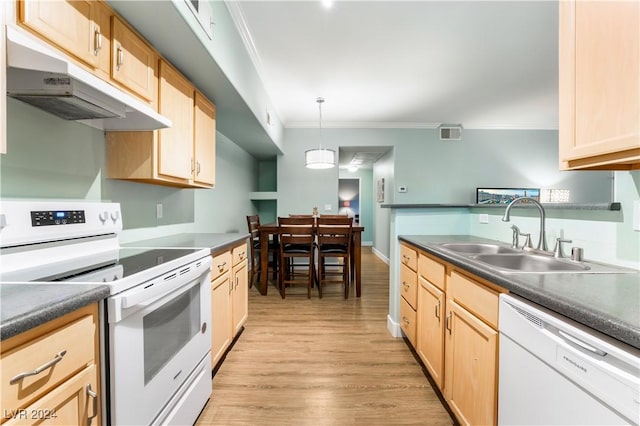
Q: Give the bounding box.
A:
[31,210,86,227]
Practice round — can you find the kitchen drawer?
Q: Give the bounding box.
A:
[448,271,500,329]
[400,296,417,346]
[400,264,418,310]
[400,243,417,272]
[1,312,96,412]
[232,243,248,266]
[418,253,445,291]
[211,251,232,280]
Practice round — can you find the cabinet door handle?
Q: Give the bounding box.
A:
[93,27,102,55]
[10,350,67,384]
[435,300,441,320]
[235,276,239,289]
[229,279,232,295]
[445,312,452,334]
[116,46,124,70]
[196,161,201,175]
[86,384,98,425]
[402,282,409,291]
[402,316,410,325]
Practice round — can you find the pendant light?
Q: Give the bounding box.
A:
[305,97,336,169]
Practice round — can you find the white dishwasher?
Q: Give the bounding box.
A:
[498,294,640,425]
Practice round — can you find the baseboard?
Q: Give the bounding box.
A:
[372,247,390,265]
[387,314,403,338]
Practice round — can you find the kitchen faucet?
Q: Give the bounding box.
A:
[501,197,548,251]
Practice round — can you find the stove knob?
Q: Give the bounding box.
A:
[110,211,120,224]
[99,211,108,224]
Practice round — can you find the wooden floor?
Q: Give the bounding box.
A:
[196,248,453,425]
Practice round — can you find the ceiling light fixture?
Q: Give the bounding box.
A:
[305,97,336,170]
[348,165,359,173]
[321,0,334,8]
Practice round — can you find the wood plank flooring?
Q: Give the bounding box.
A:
[196,248,453,425]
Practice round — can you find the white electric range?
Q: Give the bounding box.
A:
[0,200,212,426]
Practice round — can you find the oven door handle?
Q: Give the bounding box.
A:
[120,271,202,310]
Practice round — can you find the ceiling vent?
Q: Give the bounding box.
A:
[439,125,462,141]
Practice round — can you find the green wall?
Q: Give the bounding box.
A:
[1,98,258,241]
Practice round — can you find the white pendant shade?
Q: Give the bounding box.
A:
[305,148,336,169]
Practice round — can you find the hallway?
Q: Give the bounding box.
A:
[196,248,453,425]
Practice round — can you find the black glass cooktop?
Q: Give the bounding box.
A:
[35,247,203,283]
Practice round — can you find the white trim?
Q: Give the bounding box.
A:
[224,1,283,120]
[387,314,403,338]
[372,247,389,264]
[287,121,442,129]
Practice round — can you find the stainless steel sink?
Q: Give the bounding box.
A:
[440,243,521,255]
[473,253,590,273]
[436,241,637,274]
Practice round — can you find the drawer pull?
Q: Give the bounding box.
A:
[217,261,227,272]
[402,316,410,325]
[87,384,98,425]
[10,350,67,384]
[239,251,245,259]
[402,254,410,263]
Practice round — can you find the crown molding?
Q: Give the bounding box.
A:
[286,121,442,129]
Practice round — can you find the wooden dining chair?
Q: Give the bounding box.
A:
[316,216,352,298]
[246,215,278,288]
[277,216,317,299]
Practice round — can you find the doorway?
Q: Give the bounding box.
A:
[338,178,360,223]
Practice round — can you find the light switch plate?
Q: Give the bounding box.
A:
[633,200,640,231]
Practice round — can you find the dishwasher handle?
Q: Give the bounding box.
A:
[558,329,608,357]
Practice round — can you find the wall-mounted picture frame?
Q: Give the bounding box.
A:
[377,178,385,203]
[476,187,540,204]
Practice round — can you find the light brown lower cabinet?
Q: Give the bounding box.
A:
[416,276,445,390]
[210,241,248,370]
[0,304,101,426]
[406,247,503,426]
[444,299,498,426]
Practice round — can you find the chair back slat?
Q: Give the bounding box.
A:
[247,214,260,240]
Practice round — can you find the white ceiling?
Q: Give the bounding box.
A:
[228,0,559,130]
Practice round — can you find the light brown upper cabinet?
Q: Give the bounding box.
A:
[559,0,640,170]
[107,60,216,189]
[157,59,194,181]
[193,91,216,187]
[111,15,156,103]
[18,0,107,72]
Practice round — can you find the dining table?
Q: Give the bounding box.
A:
[257,221,365,297]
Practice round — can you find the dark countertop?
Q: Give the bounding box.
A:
[1,284,110,341]
[399,235,640,350]
[123,232,249,255]
[1,233,249,341]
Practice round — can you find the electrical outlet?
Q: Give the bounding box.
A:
[479,214,489,224]
[398,186,407,193]
[324,204,332,211]
[156,203,163,219]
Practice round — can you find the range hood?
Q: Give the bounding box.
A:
[5,26,171,131]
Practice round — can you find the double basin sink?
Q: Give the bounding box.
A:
[438,243,634,274]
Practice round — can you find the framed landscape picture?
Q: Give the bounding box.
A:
[476,188,540,205]
[377,178,385,203]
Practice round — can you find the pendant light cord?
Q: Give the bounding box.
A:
[317,97,324,149]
